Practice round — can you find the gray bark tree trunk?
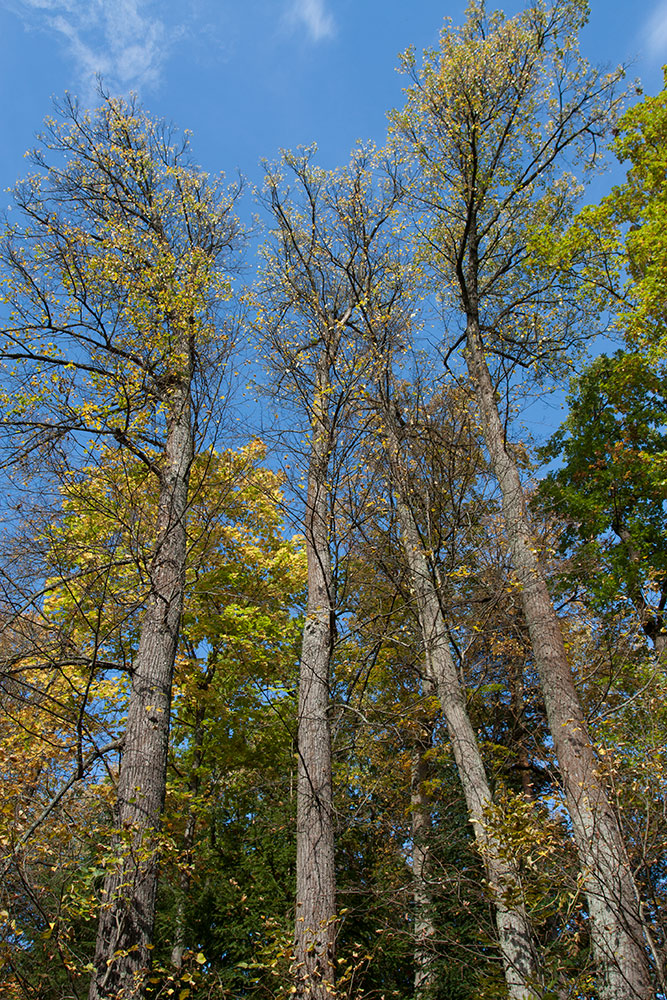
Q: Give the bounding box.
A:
[464,310,654,1000]
[89,379,193,1000]
[293,370,337,999]
[383,417,540,1000]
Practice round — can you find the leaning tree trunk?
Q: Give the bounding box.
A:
[293,371,337,999]
[390,465,540,999]
[464,311,654,1000]
[379,399,539,997]
[89,378,193,1000]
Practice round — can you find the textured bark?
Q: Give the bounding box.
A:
[411,733,436,997]
[89,382,193,1000]
[465,313,653,1000]
[293,375,336,1000]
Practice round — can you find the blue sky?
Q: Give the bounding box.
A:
[1,0,666,201]
[0,0,666,445]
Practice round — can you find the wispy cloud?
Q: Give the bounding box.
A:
[643,1,667,57]
[286,0,335,43]
[6,0,176,97]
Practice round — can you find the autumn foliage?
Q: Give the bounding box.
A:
[1,4,667,1000]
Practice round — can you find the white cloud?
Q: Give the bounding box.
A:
[643,1,667,57]
[7,0,174,97]
[286,0,335,42]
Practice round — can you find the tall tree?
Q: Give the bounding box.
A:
[538,72,667,654]
[0,94,241,999]
[288,143,544,995]
[255,149,366,998]
[391,3,654,997]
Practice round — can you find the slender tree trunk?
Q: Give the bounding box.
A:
[293,375,336,999]
[171,705,205,969]
[653,632,667,658]
[381,411,539,999]
[89,380,193,1000]
[411,728,436,997]
[464,313,654,1000]
[507,658,536,803]
[615,526,667,654]
[170,808,196,970]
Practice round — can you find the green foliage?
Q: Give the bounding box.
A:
[541,72,667,364]
[604,70,667,356]
[0,440,306,998]
[538,351,667,641]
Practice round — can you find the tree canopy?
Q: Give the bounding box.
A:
[1,7,667,1000]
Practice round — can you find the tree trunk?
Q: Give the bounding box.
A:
[507,658,536,803]
[411,728,436,997]
[464,313,654,1000]
[171,704,205,969]
[616,526,667,655]
[89,382,193,1000]
[170,808,196,970]
[293,376,336,999]
[381,408,540,998]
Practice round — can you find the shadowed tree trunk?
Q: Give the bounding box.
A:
[411,726,436,997]
[170,703,205,970]
[507,656,536,803]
